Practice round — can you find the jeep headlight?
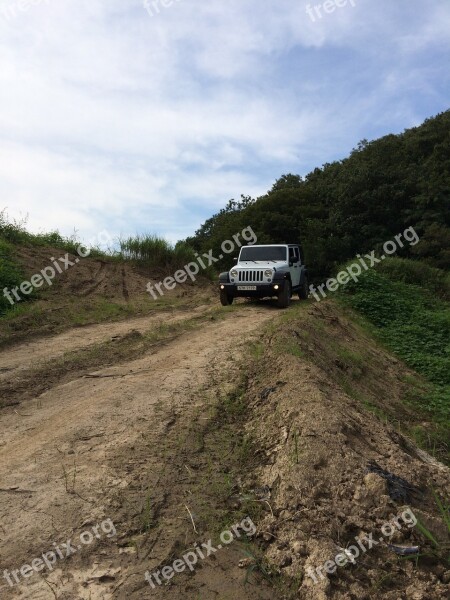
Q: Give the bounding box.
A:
[264,269,273,277]
[230,269,238,278]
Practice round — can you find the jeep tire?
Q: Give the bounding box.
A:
[276,281,291,308]
[220,290,234,306]
[298,277,308,300]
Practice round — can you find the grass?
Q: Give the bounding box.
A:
[119,235,197,269]
[0,238,28,315]
[337,260,449,461]
[377,257,450,301]
[406,491,450,567]
[164,376,266,540]
[141,492,155,532]
[0,209,107,256]
[283,340,306,358]
[249,341,264,359]
[0,211,208,319]
[338,376,392,423]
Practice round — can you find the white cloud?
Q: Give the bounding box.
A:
[0,0,449,242]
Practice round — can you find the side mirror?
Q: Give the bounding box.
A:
[233,257,238,262]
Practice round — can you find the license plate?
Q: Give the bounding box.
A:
[237,286,257,291]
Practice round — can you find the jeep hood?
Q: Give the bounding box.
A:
[237,261,287,268]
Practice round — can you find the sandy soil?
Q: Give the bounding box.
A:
[0,297,448,600]
[0,304,211,382]
[0,301,277,599]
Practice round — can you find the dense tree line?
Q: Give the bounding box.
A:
[186,110,450,279]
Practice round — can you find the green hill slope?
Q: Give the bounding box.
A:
[188,110,450,279]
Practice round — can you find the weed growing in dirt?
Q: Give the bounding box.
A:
[291,430,301,464]
[404,492,450,567]
[141,493,155,532]
[249,341,264,359]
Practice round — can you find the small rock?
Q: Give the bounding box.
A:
[238,558,254,569]
[280,510,292,520]
[364,472,387,496]
[405,586,424,600]
[292,541,307,556]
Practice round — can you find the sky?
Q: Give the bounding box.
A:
[0,0,449,246]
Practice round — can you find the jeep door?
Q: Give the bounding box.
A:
[289,246,301,287]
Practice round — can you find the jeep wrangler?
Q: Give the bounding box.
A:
[218,244,308,308]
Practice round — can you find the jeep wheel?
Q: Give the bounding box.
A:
[276,281,291,309]
[298,278,308,300]
[220,290,234,306]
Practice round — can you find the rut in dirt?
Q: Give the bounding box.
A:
[0,303,278,600]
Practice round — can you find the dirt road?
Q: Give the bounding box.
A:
[2,298,449,600]
[0,301,278,599]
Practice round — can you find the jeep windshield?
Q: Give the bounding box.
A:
[239,246,287,262]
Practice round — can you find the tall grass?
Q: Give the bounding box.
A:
[119,235,197,269]
[0,210,105,256]
[0,238,27,315]
[1,210,211,282]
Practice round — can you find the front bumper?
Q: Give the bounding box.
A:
[219,281,287,298]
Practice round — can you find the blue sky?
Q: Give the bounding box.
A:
[0,0,449,246]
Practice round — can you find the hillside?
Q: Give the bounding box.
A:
[1,114,449,599]
[0,219,214,346]
[187,110,450,279]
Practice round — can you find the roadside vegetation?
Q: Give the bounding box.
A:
[0,209,106,256]
[0,212,204,322]
[0,237,26,315]
[119,234,197,268]
[338,258,449,461]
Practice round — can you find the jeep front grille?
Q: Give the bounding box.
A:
[238,270,264,282]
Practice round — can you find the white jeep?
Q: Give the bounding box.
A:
[219,244,308,308]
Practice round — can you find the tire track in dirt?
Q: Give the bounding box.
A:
[0,304,212,383]
[0,303,277,599]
